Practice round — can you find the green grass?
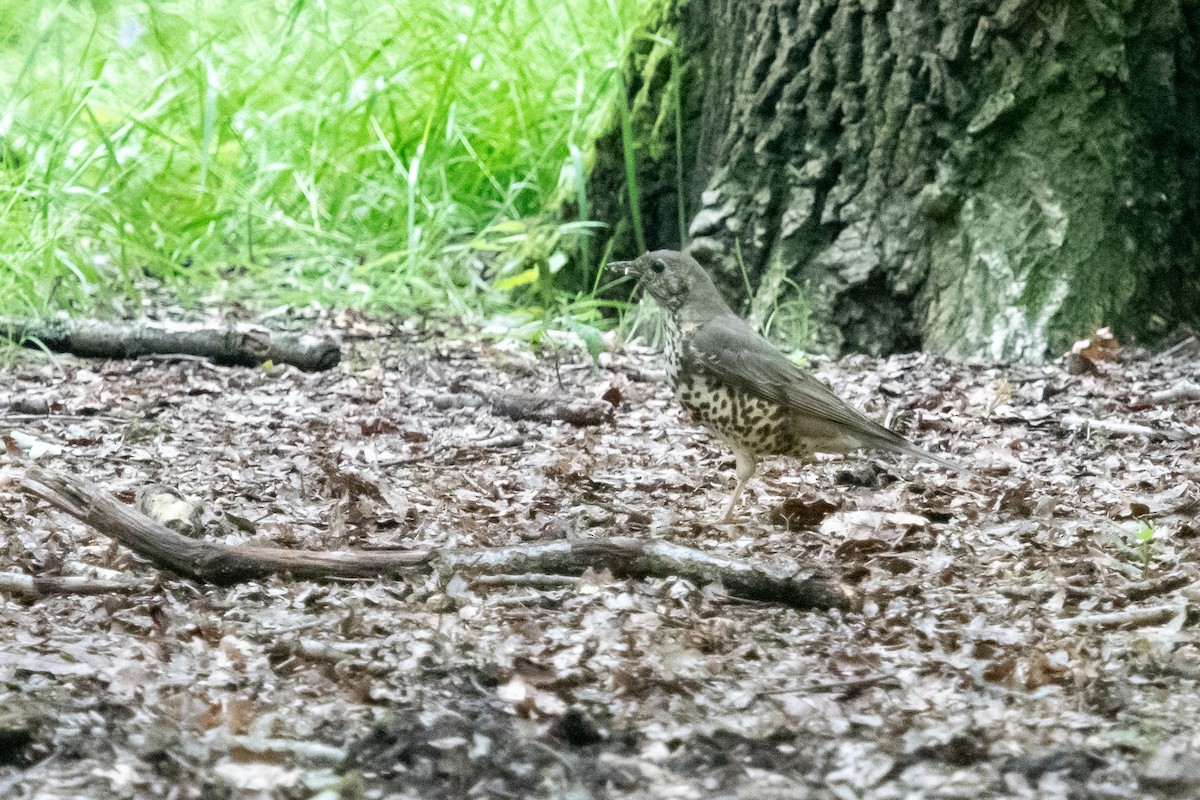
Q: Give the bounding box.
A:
[0,0,644,324]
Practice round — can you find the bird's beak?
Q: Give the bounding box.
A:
[607,260,634,275]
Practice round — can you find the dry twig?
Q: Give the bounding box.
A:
[1060,413,1170,439]
[1055,603,1187,630]
[0,317,340,372]
[20,467,855,611]
[0,571,137,598]
[1146,380,1200,405]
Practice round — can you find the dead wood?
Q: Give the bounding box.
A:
[1060,413,1181,440]
[1145,379,1200,405]
[19,467,856,611]
[0,571,137,598]
[432,384,612,426]
[270,638,392,677]
[1054,603,1188,630]
[763,674,902,696]
[431,393,487,410]
[1151,335,1199,364]
[473,574,579,589]
[0,317,340,372]
[1126,572,1195,603]
[227,734,346,766]
[489,391,613,426]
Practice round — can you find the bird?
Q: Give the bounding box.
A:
[610,249,964,521]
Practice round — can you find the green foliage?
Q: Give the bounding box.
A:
[481,218,626,364]
[1115,520,1158,579]
[762,278,814,357]
[615,67,646,255]
[1131,521,1156,579]
[0,0,643,325]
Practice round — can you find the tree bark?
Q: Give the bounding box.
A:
[588,0,1200,361]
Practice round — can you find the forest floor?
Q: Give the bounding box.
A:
[2,315,1200,800]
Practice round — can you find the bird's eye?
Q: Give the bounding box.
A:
[651,259,666,274]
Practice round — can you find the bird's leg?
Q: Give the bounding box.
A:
[721,450,758,523]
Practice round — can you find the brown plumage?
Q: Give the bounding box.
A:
[612,249,963,520]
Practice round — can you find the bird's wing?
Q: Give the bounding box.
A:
[682,314,912,449]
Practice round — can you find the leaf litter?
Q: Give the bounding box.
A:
[0,321,1199,798]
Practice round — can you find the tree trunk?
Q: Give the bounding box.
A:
[588,0,1200,361]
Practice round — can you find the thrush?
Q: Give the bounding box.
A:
[612,249,964,521]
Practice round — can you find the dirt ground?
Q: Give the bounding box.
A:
[2,316,1199,800]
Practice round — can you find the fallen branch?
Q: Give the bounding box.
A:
[430,393,486,410]
[473,574,579,589]
[1151,335,1198,365]
[269,638,391,677]
[1054,603,1187,630]
[763,674,902,696]
[1125,572,1193,603]
[430,385,612,427]
[1145,379,1200,406]
[1,413,131,424]
[1060,413,1180,440]
[19,468,855,611]
[0,571,137,598]
[0,317,340,372]
[229,735,346,767]
[490,392,612,426]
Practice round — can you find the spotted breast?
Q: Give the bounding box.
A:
[666,321,819,461]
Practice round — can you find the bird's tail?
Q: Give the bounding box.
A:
[897,440,975,476]
[858,426,975,476]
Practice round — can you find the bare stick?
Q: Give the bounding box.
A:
[0,318,340,372]
[1126,573,1193,603]
[1054,604,1186,629]
[1,414,133,424]
[19,468,855,611]
[1151,335,1198,364]
[432,387,612,426]
[763,675,902,696]
[1060,413,1176,440]
[473,574,579,589]
[0,571,137,598]
[1146,380,1200,405]
[269,638,392,677]
[489,392,612,426]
